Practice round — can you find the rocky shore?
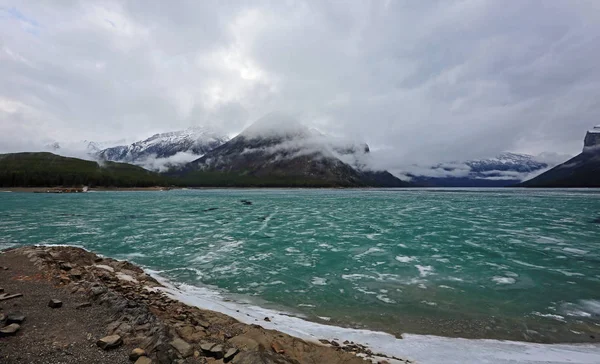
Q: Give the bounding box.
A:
[0,246,409,364]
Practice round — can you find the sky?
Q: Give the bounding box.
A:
[1,0,599,166]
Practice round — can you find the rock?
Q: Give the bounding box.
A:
[0,287,4,293]
[271,341,285,354]
[96,335,123,350]
[48,299,63,308]
[91,285,107,297]
[0,323,20,337]
[0,313,5,322]
[69,269,83,279]
[264,317,271,322]
[6,312,26,325]
[130,348,147,361]
[209,344,224,359]
[196,320,211,329]
[76,302,92,309]
[59,262,73,271]
[135,357,152,364]
[200,342,216,352]
[228,335,259,351]
[224,348,239,363]
[330,340,340,347]
[231,351,290,364]
[170,338,193,358]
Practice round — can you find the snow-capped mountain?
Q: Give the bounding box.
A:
[177,113,411,187]
[97,126,229,171]
[408,152,555,187]
[466,152,548,174]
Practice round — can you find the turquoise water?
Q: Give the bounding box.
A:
[1,189,600,343]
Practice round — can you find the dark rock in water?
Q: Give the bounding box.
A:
[204,207,219,212]
[264,317,271,322]
[96,334,123,350]
[48,299,63,308]
[0,323,20,337]
[224,347,239,363]
[240,200,252,205]
[6,312,26,324]
[591,217,600,224]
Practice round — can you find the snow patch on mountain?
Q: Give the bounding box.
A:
[402,152,571,187]
[97,126,229,171]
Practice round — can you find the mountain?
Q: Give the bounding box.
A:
[175,114,411,187]
[520,126,600,187]
[0,152,169,187]
[408,153,550,187]
[97,126,229,170]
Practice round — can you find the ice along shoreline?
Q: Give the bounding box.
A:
[17,244,600,364]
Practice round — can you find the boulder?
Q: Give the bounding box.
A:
[69,269,83,279]
[96,335,123,350]
[224,348,239,363]
[135,357,152,364]
[0,287,4,293]
[200,342,217,352]
[48,299,63,308]
[231,350,294,364]
[208,344,224,359]
[130,348,147,361]
[170,338,193,358]
[228,335,259,351]
[59,262,73,271]
[271,341,285,354]
[6,312,26,325]
[0,323,20,337]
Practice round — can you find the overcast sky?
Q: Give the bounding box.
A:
[1,0,599,164]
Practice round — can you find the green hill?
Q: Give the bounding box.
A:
[0,152,169,187]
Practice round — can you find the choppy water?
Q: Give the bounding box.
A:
[1,189,600,344]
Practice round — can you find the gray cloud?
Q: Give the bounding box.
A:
[1,0,599,172]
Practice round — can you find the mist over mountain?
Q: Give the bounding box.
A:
[404,152,568,187]
[177,113,410,187]
[96,126,230,172]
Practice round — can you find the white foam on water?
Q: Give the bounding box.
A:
[376,294,396,304]
[355,247,384,258]
[395,255,416,263]
[492,276,516,285]
[146,269,600,364]
[532,312,566,322]
[311,277,327,286]
[562,247,589,255]
[416,265,434,277]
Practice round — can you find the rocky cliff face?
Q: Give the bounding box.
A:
[583,125,600,151]
[520,125,600,187]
